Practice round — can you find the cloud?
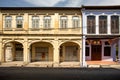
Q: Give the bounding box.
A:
[55,0,82,7]
[84,0,120,5]
[0,0,120,7]
[24,0,61,6]
[24,0,83,7]
[0,0,34,7]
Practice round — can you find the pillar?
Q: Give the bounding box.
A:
[118,38,120,62]
[54,13,59,29]
[82,13,87,34]
[54,13,59,34]
[24,13,29,31]
[119,16,120,34]
[23,38,30,64]
[96,15,99,34]
[53,40,59,67]
[0,12,3,32]
[0,39,3,62]
[12,15,16,29]
[79,45,82,66]
[108,15,111,34]
[82,36,87,67]
[111,43,116,61]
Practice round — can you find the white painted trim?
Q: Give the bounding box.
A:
[119,16,120,34]
[86,40,114,61]
[96,15,99,34]
[107,15,111,34]
[118,39,120,61]
[85,44,91,61]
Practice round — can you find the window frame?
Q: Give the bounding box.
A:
[85,42,90,56]
[87,15,96,34]
[72,16,80,28]
[60,16,68,28]
[104,41,111,56]
[99,15,107,34]
[32,16,39,28]
[43,16,51,29]
[111,15,119,34]
[5,16,12,28]
[16,16,23,28]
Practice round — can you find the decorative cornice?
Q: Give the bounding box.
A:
[0,34,82,36]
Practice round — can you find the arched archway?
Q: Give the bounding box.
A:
[30,41,53,62]
[59,41,80,62]
[4,41,23,62]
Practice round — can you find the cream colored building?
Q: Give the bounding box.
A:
[0,7,82,67]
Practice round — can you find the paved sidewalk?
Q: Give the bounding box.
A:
[0,61,120,69]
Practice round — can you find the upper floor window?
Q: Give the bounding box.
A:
[99,16,107,34]
[44,16,51,28]
[87,16,96,34]
[32,16,39,28]
[16,16,23,28]
[60,16,67,28]
[111,16,119,34]
[72,16,79,28]
[5,16,12,28]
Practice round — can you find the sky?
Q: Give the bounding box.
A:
[0,0,120,7]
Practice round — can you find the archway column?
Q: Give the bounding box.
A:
[79,46,82,66]
[0,39,4,62]
[53,40,59,67]
[23,39,30,64]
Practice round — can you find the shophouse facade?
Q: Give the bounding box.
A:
[82,6,120,66]
[0,7,83,67]
[0,6,120,67]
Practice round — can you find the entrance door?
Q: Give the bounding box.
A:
[35,47,48,61]
[91,45,102,60]
[65,46,78,61]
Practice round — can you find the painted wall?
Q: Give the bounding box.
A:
[82,10,120,35]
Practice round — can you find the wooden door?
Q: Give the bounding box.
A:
[91,45,102,60]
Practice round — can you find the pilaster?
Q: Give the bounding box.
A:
[79,46,82,66]
[82,13,87,34]
[53,39,59,67]
[107,15,111,34]
[96,15,99,34]
[0,39,3,62]
[24,13,29,31]
[54,13,59,29]
[0,12,3,32]
[119,16,120,34]
[23,38,30,64]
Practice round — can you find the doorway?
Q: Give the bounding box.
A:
[65,46,78,61]
[91,45,102,60]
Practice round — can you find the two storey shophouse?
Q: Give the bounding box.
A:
[0,7,83,67]
[82,6,120,66]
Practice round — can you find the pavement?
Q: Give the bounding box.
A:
[0,67,120,80]
[1,61,120,68]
